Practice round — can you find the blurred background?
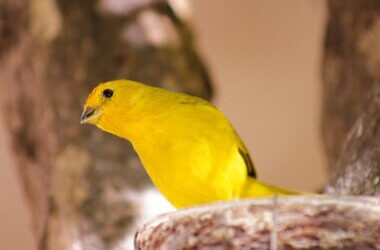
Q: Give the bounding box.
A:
[0,1,327,249]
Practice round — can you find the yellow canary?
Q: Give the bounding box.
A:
[81,80,297,208]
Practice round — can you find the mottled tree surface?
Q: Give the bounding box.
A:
[0,0,212,249]
[322,0,380,194]
[136,196,380,250]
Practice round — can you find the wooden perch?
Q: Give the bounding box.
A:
[135,196,380,250]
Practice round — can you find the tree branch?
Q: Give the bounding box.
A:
[135,196,380,250]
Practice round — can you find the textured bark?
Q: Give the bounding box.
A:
[0,0,212,249]
[322,0,380,194]
[135,196,380,250]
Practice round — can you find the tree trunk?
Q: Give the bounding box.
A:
[0,0,212,249]
[322,0,380,194]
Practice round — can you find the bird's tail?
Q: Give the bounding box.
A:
[239,178,299,198]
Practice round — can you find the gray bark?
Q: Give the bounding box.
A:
[322,0,380,194]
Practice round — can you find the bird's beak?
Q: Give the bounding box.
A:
[80,107,96,124]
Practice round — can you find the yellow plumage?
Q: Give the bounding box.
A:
[81,80,297,208]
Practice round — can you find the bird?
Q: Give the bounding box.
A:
[81,79,297,208]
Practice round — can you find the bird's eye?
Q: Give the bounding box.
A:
[103,89,113,98]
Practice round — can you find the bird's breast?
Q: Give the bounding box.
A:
[131,134,246,208]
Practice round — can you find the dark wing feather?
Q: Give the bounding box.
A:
[238,147,257,178]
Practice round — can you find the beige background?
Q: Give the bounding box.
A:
[192,0,327,190]
[0,1,327,249]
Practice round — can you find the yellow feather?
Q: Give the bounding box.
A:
[81,80,298,208]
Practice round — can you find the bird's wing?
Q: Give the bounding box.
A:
[238,146,257,178]
[230,126,257,179]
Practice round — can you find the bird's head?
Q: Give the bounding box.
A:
[81,80,145,129]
